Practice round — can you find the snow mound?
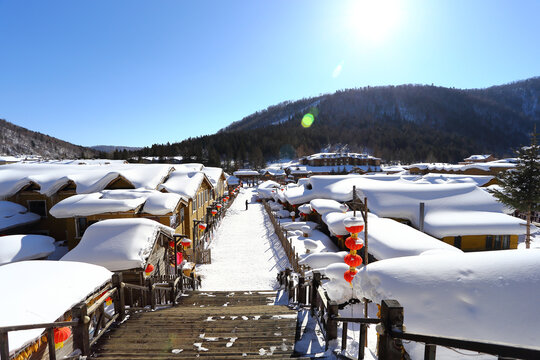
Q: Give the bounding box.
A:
[0,235,56,265]
[0,261,112,355]
[354,250,540,348]
[299,251,348,268]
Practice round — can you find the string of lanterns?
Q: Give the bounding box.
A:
[343,217,365,284]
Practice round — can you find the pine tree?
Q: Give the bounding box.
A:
[491,129,540,248]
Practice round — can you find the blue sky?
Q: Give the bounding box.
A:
[0,0,539,147]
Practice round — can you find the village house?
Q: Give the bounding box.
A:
[49,189,188,248]
[0,200,40,235]
[298,152,382,173]
[61,218,177,286]
[407,158,516,176]
[281,175,527,251]
[0,163,175,244]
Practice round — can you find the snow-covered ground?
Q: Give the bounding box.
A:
[196,187,290,290]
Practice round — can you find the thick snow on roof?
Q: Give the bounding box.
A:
[61,218,173,271]
[226,175,240,185]
[174,163,204,172]
[233,169,260,176]
[0,163,173,197]
[421,173,494,187]
[464,154,491,161]
[201,166,224,186]
[354,250,540,349]
[305,152,380,160]
[257,180,281,199]
[0,235,56,265]
[158,170,206,199]
[310,199,348,215]
[50,189,184,218]
[0,201,40,232]
[356,180,526,237]
[408,160,515,172]
[1,261,112,355]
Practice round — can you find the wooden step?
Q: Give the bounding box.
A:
[90,290,302,359]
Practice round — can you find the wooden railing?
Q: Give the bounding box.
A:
[0,271,200,360]
[278,269,540,360]
[262,200,301,272]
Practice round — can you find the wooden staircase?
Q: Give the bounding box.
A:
[91,290,310,359]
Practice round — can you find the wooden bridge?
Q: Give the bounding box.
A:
[90,290,310,359]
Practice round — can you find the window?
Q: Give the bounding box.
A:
[28,200,47,217]
[494,235,502,249]
[485,236,493,250]
[193,197,197,213]
[180,208,185,223]
[502,235,510,249]
[75,217,88,238]
[453,236,462,249]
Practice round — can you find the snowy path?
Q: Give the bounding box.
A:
[196,187,290,290]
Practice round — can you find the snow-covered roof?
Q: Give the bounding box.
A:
[61,218,174,271]
[201,166,225,187]
[0,163,174,198]
[354,250,540,349]
[420,173,494,187]
[408,160,515,173]
[0,201,40,232]
[233,169,260,176]
[257,180,281,199]
[175,163,204,172]
[158,170,209,199]
[50,189,186,218]
[261,168,286,176]
[464,154,492,161]
[310,199,348,216]
[305,152,380,161]
[0,235,56,265]
[285,175,526,237]
[226,175,240,185]
[0,261,112,355]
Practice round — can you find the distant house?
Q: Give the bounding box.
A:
[463,154,496,163]
[61,218,176,286]
[260,168,287,183]
[407,159,515,177]
[298,152,382,174]
[233,169,260,186]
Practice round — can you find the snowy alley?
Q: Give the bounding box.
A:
[196,187,290,290]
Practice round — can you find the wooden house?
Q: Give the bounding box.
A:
[60,218,177,286]
[50,189,188,249]
[0,163,175,245]
[233,169,260,187]
[158,170,216,239]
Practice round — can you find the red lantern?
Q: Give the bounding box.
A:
[211,209,217,216]
[176,252,183,264]
[105,297,112,306]
[169,241,174,248]
[181,238,192,247]
[344,269,358,283]
[54,327,71,349]
[216,204,222,209]
[344,254,363,267]
[145,264,154,276]
[343,217,365,234]
[198,222,207,230]
[345,237,364,251]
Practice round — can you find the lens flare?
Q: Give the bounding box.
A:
[301,113,315,128]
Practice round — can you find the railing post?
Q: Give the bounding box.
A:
[341,322,348,351]
[112,273,125,322]
[298,276,306,305]
[288,277,295,302]
[73,302,90,356]
[47,327,56,360]
[424,344,436,360]
[1,331,9,360]
[310,272,321,316]
[326,301,339,349]
[170,279,176,305]
[146,278,156,310]
[180,271,185,293]
[359,323,367,360]
[378,299,404,360]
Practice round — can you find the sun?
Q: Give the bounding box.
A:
[346,0,402,44]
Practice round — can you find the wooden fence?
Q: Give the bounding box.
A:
[262,200,301,273]
[278,269,540,360]
[0,272,199,360]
